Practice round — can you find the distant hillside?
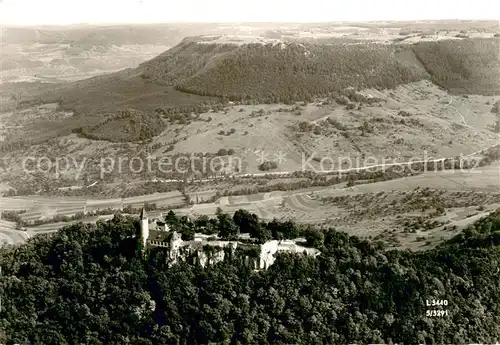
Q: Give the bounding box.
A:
[28,36,500,112]
[412,38,500,95]
[143,36,500,102]
[0,58,44,71]
[141,36,430,103]
[11,36,500,144]
[0,25,191,46]
[140,37,240,86]
[46,68,219,114]
[34,36,429,110]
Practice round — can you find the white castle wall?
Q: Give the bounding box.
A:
[140,218,149,249]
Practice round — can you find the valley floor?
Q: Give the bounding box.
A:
[2,161,499,250]
[1,79,499,250]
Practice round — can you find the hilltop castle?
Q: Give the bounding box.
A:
[138,208,320,270]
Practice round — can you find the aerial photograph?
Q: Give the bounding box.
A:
[0,0,499,343]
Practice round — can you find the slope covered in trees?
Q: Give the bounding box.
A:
[412,38,500,95]
[1,209,500,344]
[13,37,499,145]
[145,38,430,103]
[76,109,167,142]
[142,36,500,102]
[31,37,500,116]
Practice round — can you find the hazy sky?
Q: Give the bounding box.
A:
[0,0,498,25]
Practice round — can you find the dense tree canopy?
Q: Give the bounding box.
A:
[1,210,500,344]
[144,38,500,102]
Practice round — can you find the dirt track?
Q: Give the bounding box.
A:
[0,191,185,222]
[1,151,499,245]
[0,219,30,246]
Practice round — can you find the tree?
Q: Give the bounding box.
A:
[280,220,299,239]
[303,227,325,248]
[233,210,271,242]
[165,210,178,227]
[216,148,228,156]
[217,212,239,239]
[3,208,500,344]
[258,161,278,171]
[177,216,195,240]
[491,100,500,114]
[233,210,257,233]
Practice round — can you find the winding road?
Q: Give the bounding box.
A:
[1,142,499,246]
[153,141,499,181]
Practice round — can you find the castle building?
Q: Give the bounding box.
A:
[138,208,320,269]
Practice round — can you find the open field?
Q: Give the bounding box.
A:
[1,160,498,249]
[180,162,500,217]
[0,219,30,245]
[1,20,499,250]
[173,163,500,249]
[1,43,171,83]
[4,20,500,345]
[0,191,185,221]
[1,80,498,198]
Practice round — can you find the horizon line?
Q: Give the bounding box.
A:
[2,18,499,27]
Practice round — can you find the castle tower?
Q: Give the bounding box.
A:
[140,207,149,251]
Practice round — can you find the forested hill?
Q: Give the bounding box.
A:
[19,36,499,145]
[141,37,429,103]
[141,36,500,102]
[1,209,500,344]
[34,37,500,116]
